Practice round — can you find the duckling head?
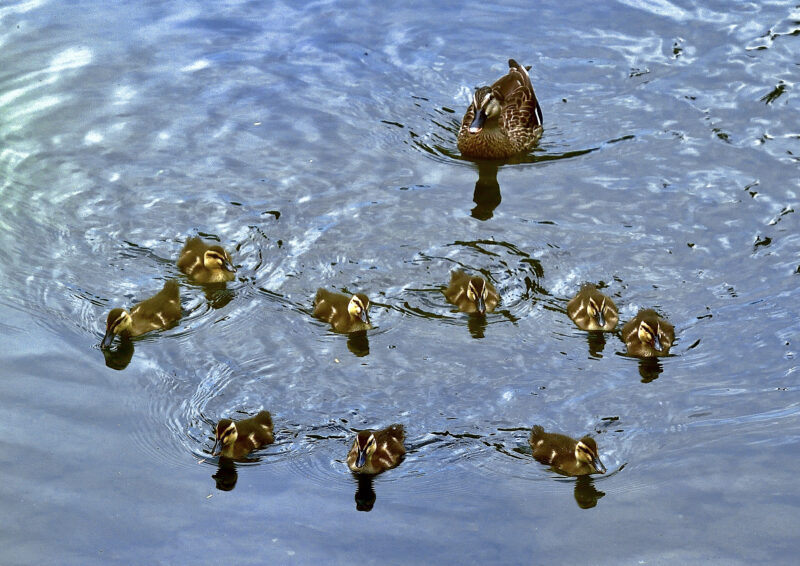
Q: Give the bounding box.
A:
[636,311,673,353]
[347,293,371,325]
[212,419,238,456]
[353,431,377,470]
[576,436,606,474]
[468,86,503,133]
[466,277,489,314]
[101,308,133,349]
[203,246,236,275]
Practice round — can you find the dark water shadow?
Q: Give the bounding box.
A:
[353,474,376,512]
[347,331,370,357]
[586,331,607,359]
[213,458,239,491]
[573,475,605,509]
[471,162,501,220]
[203,284,235,310]
[637,357,665,383]
[101,339,135,370]
[467,314,488,339]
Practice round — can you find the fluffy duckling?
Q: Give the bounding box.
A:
[567,283,619,331]
[347,424,405,475]
[313,288,372,333]
[177,237,236,284]
[529,425,606,476]
[212,411,274,459]
[101,280,181,349]
[457,59,544,160]
[622,309,674,357]
[444,269,499,315]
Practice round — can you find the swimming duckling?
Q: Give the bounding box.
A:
[347,424,405,475]
[567,283,619,331]
[529,425,606,476]
[212,411,274,459]
[457,59,544,160]
[444,269,499,315]
[177,237,236,284]
[622,309,674,357]
[313,288,372,333]
[101,280,181,349]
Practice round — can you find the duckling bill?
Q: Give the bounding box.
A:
[457,59,543,160]
[101,280,181,349]
[567,283,619,332]
[313,288,372,333]
[622,309,674,357]
[177,236,236,284]
[444,269,499,315]
[212,411,274,459]
[529,425,606,476]
[347,424,405,475]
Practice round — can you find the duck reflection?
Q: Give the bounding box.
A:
[637,357,664,383]
[353,474,377,512]
[101,339,134,370]
[203,284,235,310]
[471,163,501,220]
[346,330,370,357]
[573,475,605,509]
[467,313,489,339]
[585,331,607,358]
[212,458,238,491]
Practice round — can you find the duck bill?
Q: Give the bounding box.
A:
[100,330,115,349]
[593,457,607,474]
[468,109,487,133]
[595,311,606,329]
[653,335,663,352]
[222,259,236,274]
[475,296,486,315]
[211,439,220,457]
[356,449,367,469]
[359,310,370,325]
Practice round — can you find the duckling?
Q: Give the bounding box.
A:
[567,283,619,331]
[177,237,236,284]
[347,424,405,475]
[313,288,372,333]
[622,309,674,357]
[457,59,544,160]
[529,425,606,476]
[212,411,274,459]
[101,280,181,349]
[444,269,499,315]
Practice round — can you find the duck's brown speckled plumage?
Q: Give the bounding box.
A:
[213,411,274,459]
[177,237,236,284]
[529,425,606,476]
[101,280,181,348]
[444,270,499,315]
[622,309,675,357]
[313,288,372,333]
[567,283,619,332]
[347,424,405,475]
[458,59,543,160]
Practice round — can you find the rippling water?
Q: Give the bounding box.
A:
[1,0,799,564]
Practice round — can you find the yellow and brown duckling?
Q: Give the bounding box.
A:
[622,309,674,357]
[101,280,181,349]
[457,59,544,160]
[444,269,499,315]
[313,288,372,333]
[567,283,619,332]
[177,236,236,284]
[529,425,606,476]
[212,411,274,459]
[347,424,405,475]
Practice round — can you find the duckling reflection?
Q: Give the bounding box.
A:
[203,285,234,310]
[471,163,501,220]
[567,284,619,332]
[346,330,370,357]
[622,309,674,357]
[100,280,181,349]
[347,424,405,475]
[585,331,607,358]
[177,237,236,284]
[444,270,499,315]
[467,313,489,339]
[354,474,377,512]
[529,425,606,476]
[637,357,665,383]
[212,457,238,491]
[313,288,372,333]
[573,475,605,509]
[101,338,134,370]
[213,411,274,459]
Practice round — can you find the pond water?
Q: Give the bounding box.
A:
[1,0,799,564]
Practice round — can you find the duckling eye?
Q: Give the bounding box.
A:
[466,286,477,301]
